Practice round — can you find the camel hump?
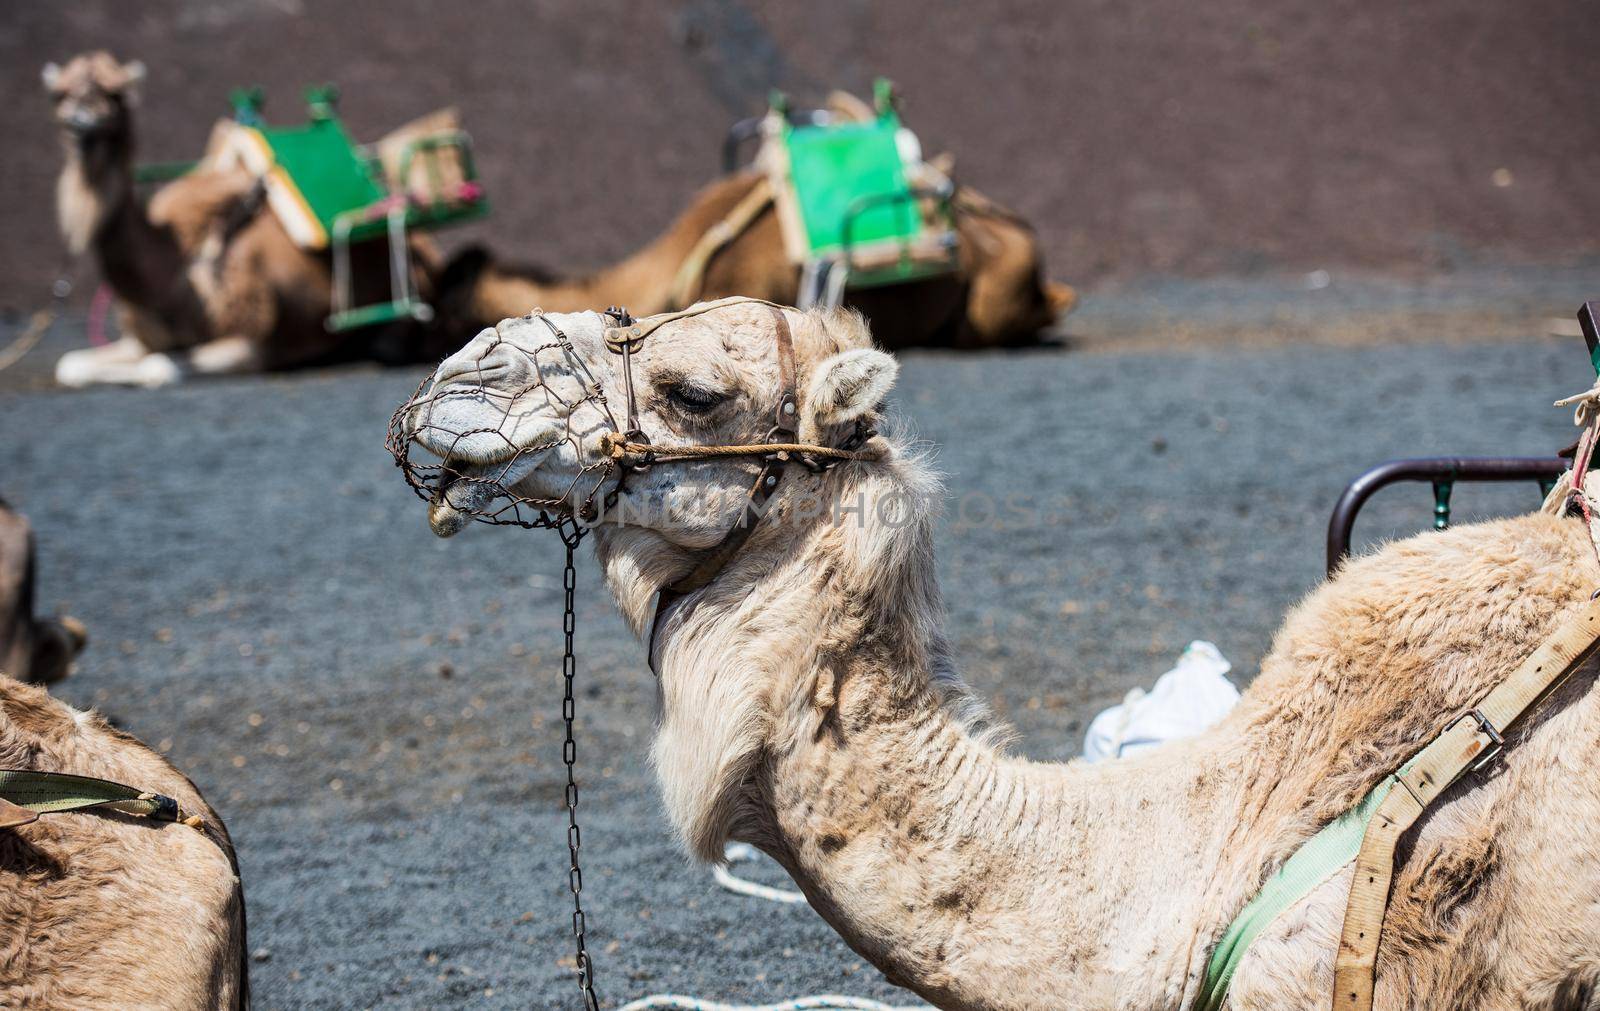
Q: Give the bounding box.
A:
[0,679,245,1007]
[146,165,262,255]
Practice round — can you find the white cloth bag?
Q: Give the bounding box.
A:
[1083,640,1240,762]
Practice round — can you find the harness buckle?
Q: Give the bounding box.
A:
[1465,707,1505,773]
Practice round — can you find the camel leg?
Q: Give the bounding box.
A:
[181,335,264,377]
[54,337,182,388]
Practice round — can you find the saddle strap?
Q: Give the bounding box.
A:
[1332,596,1600,1010]
[0,769,203,830]
[666,177,775,310]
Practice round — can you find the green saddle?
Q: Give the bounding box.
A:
[775,79,957,289]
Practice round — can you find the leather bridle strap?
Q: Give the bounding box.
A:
[627,303,796,675]
[1331,596,1600,1010]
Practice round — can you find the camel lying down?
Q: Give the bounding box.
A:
[0,680,246,1009]
[0,500,86,685]
[401,301,1600,1010]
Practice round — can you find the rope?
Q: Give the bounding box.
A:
[0,308,55,373]
[0,271,75,374]
[1554,379,1600,571]
[713,842,809,904]
[87,283,115,347]
[599,434,882,465]
[619,996,932,1011]
[613,846,933,1011]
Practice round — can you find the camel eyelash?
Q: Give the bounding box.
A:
[661,381,731,414]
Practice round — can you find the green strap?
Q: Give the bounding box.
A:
[0,769,183,821]
[1195,756,1419,1011]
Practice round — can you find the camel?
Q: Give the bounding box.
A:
[437,152,1076,352]
[0,500,86,686]
[399,301,1600,1010]
[42,51,442,388]
[0,677,246,1007]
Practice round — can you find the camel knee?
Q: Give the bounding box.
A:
[186,336,262,376]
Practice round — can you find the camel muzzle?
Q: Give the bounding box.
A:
[387,312,619,534]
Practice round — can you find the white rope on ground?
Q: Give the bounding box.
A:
[0,308,55,373]
[617,845,935,1011]
[619,996,932,1011]
[713,842,809,905]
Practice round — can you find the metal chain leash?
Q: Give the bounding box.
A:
[559,518,601,1011]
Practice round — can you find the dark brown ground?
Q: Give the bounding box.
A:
[5,0,1600,314]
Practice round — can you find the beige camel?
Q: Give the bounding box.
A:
[0,678,246,1007]
[440,171,1075,352]
[0,499,86,685]
[42,52,441,388]
[402,302,1600,1009]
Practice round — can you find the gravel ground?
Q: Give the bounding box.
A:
[0,315,1587,1009]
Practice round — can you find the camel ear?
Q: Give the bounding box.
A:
[804,348,897,428]
[117,60,145,103]
[41,62,61,90]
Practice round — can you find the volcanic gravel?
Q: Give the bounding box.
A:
[0,311,1586,1009]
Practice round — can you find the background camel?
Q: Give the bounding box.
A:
[43,51,443,388]
[0,499,85,686]
[0,677,246,1008]
[403,302,1600,1009]
[437,160,1075,352]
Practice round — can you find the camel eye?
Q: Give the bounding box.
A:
[664,382,729,414]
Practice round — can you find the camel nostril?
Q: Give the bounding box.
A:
[432,354,516,392]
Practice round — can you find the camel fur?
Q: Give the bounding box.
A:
[405,303,1600,1010]
[0,678,246,1008]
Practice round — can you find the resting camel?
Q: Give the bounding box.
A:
[0,678,246,1007]
[438,140,1075,351]
[400,301,1600,1009]
[42,51,443,388]
[0,500,86,686]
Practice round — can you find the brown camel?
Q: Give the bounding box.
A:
[43,52,441,387]
[0,500,86,686]
[439,157,1075,351]
[0,678,246,1008]
[400,302,1600,1009]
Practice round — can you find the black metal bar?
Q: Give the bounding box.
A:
[1326,456,1567,576]
[720,108,832,175]
[1581,301,1600,376]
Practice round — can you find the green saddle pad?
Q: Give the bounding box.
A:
[782,112,924,257]
[230,116,383,248]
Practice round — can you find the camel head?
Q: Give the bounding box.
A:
[41,52,143,144]
[394,299,897,555]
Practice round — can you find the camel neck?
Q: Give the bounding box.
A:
[58,131,135,257]
[58,128,190,320]
[599,458,1240,1009]
[750,538,1227,1009]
